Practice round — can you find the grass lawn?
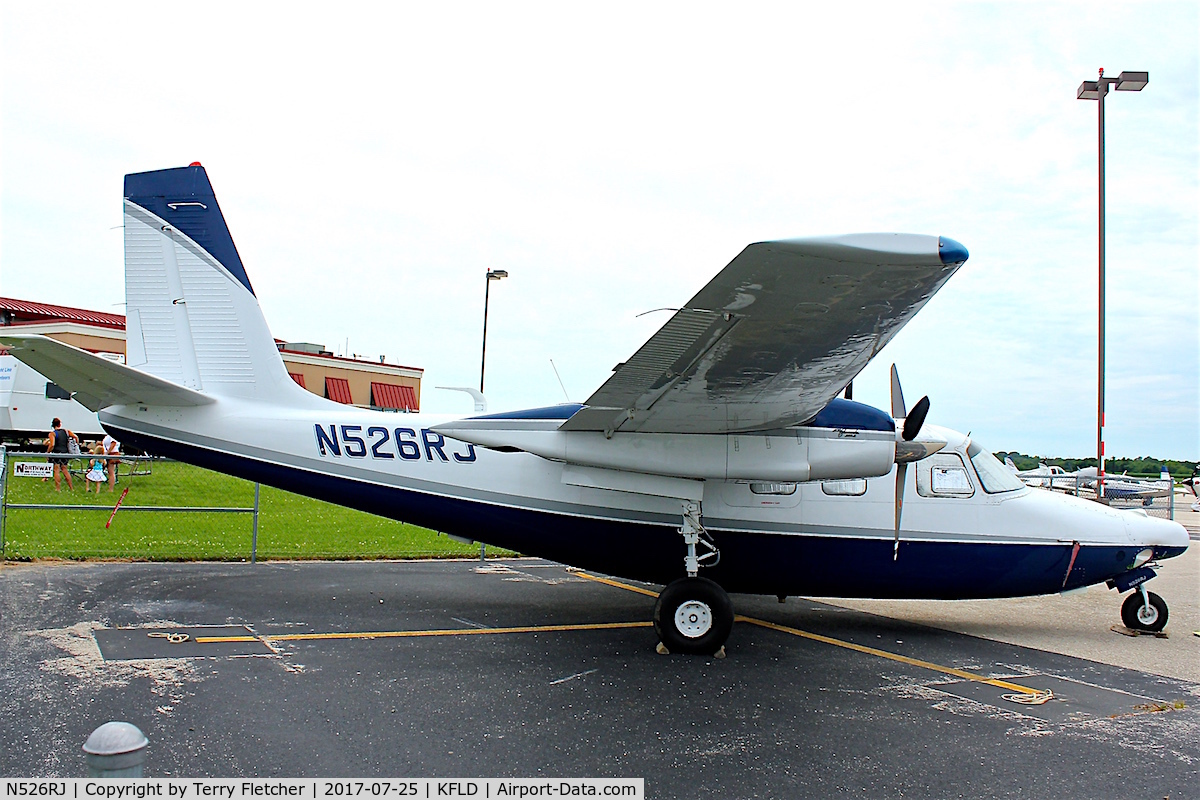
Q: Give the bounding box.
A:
[1,457,510,561]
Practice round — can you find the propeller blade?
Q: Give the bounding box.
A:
[902,395,930,441]
[890,364,906,419]
[894,462,907,561]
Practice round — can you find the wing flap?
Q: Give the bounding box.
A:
[590,310,737,406]
[0,333,214,410]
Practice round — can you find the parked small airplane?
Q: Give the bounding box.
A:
[0,165,1189,653]
[1084,470,1173,504]
[1005,458,1172,504]
[1004,458,1074,490]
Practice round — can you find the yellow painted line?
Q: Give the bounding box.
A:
[195,620,652,644]
[574,571,660,597]
[575,571,1048,698]
[736,616,1046,696]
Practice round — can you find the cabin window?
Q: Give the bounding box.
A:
[822,478,867,496]
[750,482,797,496]
[916,453,975,498]
[45,382,71,400]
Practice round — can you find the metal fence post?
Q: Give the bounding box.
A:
[1,444,7,557]
[251,482,260,564]
[1164,468,1174,520]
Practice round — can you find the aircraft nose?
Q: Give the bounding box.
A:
[1124,512,1190,557]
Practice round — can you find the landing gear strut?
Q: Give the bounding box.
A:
[653,502,733,655]
[1121,585,1168,633]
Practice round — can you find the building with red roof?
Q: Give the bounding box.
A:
[1,297,422,439]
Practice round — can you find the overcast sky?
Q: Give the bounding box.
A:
[2,2,1197,460]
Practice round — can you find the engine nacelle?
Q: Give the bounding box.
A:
[433,420,896,484]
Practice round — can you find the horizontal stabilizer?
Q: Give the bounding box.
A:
[0,333,214,411]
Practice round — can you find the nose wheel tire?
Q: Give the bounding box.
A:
[653,577,734,655]
[1121,590,1168,633]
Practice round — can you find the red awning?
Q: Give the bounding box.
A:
[288,372,307,389]
[0,296,126,328]
[371,382,418,411]
[325,377,353,404]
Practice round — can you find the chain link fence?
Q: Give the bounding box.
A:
[1019,472,1180,521]
[1108,491,1177,521]
[0,447,498,561]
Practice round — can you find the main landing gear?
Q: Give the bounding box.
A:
[653,503,734,655]
[1120,585,1169,633]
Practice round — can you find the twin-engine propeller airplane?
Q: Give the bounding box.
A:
[0,165,1189,654]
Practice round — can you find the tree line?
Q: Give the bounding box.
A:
[995,452,1199,478]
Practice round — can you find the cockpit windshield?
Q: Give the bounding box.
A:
[967,440,1027,494]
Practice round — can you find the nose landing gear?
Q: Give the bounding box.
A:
[1109,566,1170,634]
[1120,585,1169,633]
[653,502,734,656]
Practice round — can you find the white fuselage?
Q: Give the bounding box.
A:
[98,396,1189,599]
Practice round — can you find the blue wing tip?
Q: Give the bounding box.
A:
[938,236,969,265]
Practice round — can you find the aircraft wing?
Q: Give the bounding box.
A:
[560,234,967,434]
[0,333,213,411]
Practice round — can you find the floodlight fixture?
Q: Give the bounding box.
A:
[1115,71,1149,91]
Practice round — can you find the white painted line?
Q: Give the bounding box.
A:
[550,669,598,685]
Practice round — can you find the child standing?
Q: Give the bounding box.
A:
[85,445,106,493]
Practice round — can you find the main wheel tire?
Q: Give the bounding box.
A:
[653,577,734,655]
[1121,590,1168,632]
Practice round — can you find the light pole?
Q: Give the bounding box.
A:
[480,269,508,393]
[1076,68,1147,501]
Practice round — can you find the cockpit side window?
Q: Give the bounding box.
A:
[916,453,975,498]
[967,441,1027,494]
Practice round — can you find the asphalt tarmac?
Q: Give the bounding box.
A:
[829,541,1200,683]
[1,558,1197,799]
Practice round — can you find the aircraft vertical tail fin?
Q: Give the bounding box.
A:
[123,164,301,403]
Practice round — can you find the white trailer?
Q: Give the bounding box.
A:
[0,353,107,443]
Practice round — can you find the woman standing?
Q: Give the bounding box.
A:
[46,417,79,491]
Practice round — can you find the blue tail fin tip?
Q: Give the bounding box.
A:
[124,165,255,296]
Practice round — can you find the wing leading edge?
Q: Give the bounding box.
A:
[560,233,967,435]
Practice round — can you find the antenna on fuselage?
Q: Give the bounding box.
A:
[550,359,571,403]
